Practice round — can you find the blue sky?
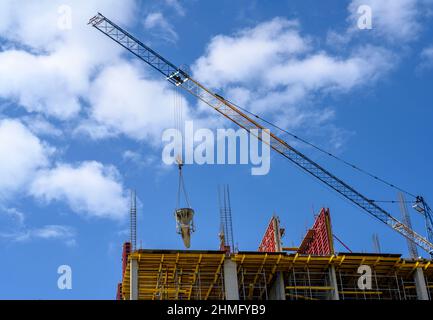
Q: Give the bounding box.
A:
[0,0,433,299]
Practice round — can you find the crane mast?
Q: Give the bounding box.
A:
[88,13,433,255]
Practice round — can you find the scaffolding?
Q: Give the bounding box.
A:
[122,250,226,300]
[152,268,225,300]
[335,269,418,300]
[238,268,268,300]
[120,250,433,300]
[285,268,334,300]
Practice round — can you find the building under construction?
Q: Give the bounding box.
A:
[87,13,433,301]
[116,209,433,301]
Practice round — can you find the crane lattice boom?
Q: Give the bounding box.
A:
[89,13,433,254]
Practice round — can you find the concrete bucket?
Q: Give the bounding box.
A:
[175,208,195,248]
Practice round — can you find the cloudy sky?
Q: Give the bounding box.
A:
[0,0,432,299]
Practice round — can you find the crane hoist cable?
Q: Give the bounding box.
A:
[225,98,418,200]
[173,82,195,248]
[88,13,433,255]
[173,84,192,209]
[174,163,195,248]
[173,85,184,158]
[176,160,191,209]
[174,157,195,248]
[227,99,433,245]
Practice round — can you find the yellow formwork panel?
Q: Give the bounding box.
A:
[122,250,226,300]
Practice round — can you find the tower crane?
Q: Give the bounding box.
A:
[88,13,433,255]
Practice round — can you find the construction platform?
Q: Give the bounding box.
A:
[118,249,433,300]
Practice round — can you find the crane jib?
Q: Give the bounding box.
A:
[88,13,433,255]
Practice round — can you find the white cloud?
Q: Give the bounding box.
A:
[30,161,129,220]
[83,63,189,142]
[21,115,63,137]
[265,46,393,91]
[193,18,391,92]
[193,18,309,88]
[0,119,51,198]
[420,45,433,68]
[164,0,186,16]
[0,50,84,118]
[122,149,172,177]
[73,120,118,140]
[0,1,187,146]
[348,0,421,42]
[0,206,25,225]
[31,225,75,241]
[0,206,76,245]
[123,150,156,166]
[0,0,136,119]
[0,118,130,220]
[0,0,136,50]
[1,225,76,246]
[144,12,179,43]
[192,18,393,135]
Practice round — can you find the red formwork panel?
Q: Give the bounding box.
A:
[298,208,334,255]
[117,242,131,300]
[116,283,123,300]
[122,242,131,276]
[258,216,282,252]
